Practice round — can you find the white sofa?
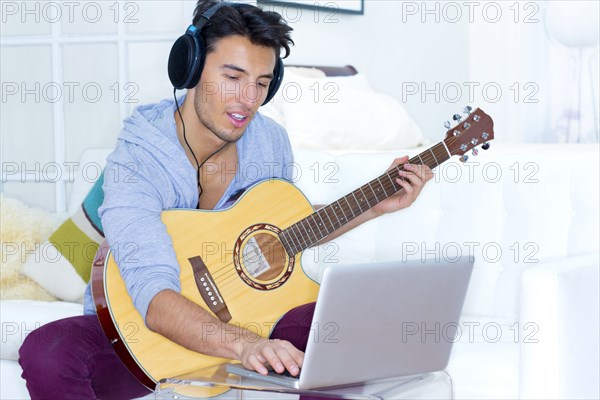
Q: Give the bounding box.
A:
[1,143,599,400]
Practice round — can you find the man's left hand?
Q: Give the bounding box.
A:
[371,155,434,217]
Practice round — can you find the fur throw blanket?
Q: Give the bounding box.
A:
[1,195,58,300]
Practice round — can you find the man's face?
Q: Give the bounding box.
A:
[193,35,276,143]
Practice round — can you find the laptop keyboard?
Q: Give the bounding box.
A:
[269,368,301,380]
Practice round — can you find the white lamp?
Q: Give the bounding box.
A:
[545,1,600,142]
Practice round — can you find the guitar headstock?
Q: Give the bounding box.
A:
[444,107,495,162]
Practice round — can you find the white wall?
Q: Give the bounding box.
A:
[1,1,190,211]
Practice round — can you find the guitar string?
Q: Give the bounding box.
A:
[209,152,424,283]
[208,140,452,285]
[211,159,427,289]
[208,143,452,288]
[202,133,472,289]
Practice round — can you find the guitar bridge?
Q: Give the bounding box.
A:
[188,256,232,323]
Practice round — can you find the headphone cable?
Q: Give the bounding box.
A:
[174,88,229,207]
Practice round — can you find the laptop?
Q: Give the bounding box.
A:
[226,257,474,389]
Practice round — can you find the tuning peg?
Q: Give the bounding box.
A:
[460,155,469,163]
[472,149,479,156]
[453,114,462,122]
[463,105,473,114]
[444,121,451,129]
[482,142,490,150]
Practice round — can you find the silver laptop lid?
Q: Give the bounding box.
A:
[299,256,474,389]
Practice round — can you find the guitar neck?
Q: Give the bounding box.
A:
[280,141,452,256]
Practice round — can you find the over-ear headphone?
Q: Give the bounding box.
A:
[168,1,284,106]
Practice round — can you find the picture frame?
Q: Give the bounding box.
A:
[258,1,364,16]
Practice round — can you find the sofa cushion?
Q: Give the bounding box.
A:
[0,300,83,361]
[0,359,30,400]
[264,68,424,151]
[283,72,424,150]
[21,174,105,303]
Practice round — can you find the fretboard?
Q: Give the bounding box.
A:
[280,141,452,256]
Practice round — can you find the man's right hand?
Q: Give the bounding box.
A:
[147,290,304,377]
[238,338,304,376]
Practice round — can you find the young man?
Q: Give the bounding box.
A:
[19,1,432,399]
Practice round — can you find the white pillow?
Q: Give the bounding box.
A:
[260,66,329,125]
[279,71,424,150]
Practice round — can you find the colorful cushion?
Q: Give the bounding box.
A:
[21,173,105,303]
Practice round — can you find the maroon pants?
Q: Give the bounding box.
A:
[19,303,317,400]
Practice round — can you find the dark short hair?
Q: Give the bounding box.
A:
[193,1,294,58]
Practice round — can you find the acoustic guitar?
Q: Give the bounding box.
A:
[92,107,494,394]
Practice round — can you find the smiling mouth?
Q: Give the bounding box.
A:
[227,111,251,128]
[229,112,248,122]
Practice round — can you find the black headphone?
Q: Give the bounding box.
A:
[167,1,284,106]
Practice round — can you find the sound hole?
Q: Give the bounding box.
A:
[242,233,286,281]
[234,223,294,291]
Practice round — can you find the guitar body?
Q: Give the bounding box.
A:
[92,179,320,392]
